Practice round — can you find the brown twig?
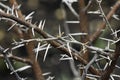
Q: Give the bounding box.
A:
[78,0,90,61]
[89,1,120,43]
[82,54,98,80]
[0,46,23,80]
[84,0,94,11]
[8,0,45,80]
[101,41,120,80]
[0,54,31,64]
[24,29,45,80]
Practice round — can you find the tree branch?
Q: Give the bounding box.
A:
[0,54,31,64]
[101,41,120,80]
[7,0,45,80]
[89,1,120,43]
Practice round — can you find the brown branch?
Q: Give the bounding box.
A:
[78,0,89,43]
[0,11,100,75]
[24,29,45,80]
[0,54,31,64]
[89,1,120,43]
[9,0,25,19]
[78,1,91,79]
[101,41,120,80]
[8,0,24,38]
[8,0,45,80]
[78,0,90,61]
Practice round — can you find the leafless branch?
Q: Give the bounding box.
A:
[82,54,98,80]
[0,54,31,64]
[90,1,120,43]
[0,46,23,80]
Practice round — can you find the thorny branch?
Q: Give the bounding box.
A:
[90,1,120,43]
[0,8,100,76]
[0,0,120,80]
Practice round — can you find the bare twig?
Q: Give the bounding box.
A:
[0,46,23,80]
[90,1,120,43]
[84,0,94,11]
[82,54,98,80]
[96,0,114,34]
[0,54,31,64]
[101,40,120,80]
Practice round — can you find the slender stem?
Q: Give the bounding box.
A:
[0,54,31,64]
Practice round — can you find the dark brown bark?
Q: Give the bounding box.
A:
[24,30,45,80]
[101,41,120,80]
[8,0,45,80]
[78,0,89,62]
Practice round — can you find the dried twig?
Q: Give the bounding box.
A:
[0,54,31,64]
